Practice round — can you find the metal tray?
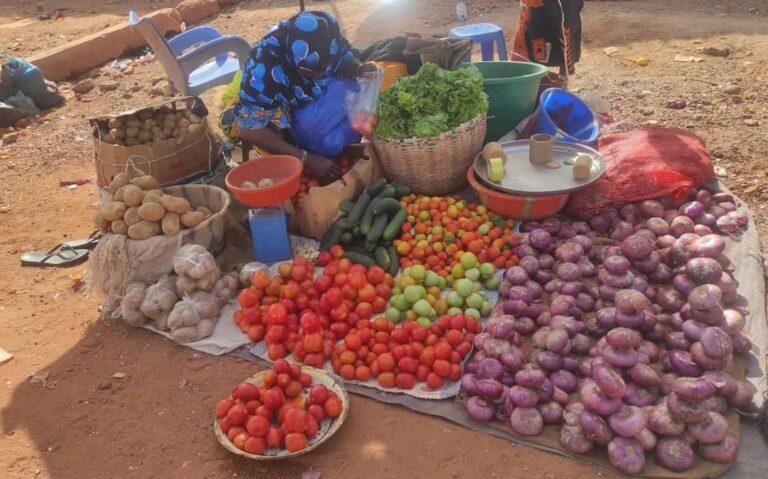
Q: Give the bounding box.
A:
[474,140,606,196]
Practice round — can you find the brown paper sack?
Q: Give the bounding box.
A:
[89,97,221,203]
[286,144,381,239]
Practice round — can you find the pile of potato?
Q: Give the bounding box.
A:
[96,173,212,240]
[99,106,204,147]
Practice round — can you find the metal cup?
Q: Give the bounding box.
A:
[529,133,554,165]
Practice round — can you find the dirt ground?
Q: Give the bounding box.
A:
[0,1,766,478]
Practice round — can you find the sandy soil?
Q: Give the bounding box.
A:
[0,1,766,478]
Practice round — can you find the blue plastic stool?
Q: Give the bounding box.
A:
[449,23,508,62]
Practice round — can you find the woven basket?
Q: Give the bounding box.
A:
[370,113,487,195]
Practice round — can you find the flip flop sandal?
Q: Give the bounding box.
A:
[63,230,102,250]
[20,244,89,268]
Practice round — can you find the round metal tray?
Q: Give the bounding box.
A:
[474,140,606,196]
[213,366,349,460]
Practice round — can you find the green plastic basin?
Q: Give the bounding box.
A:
[461,61,549,142]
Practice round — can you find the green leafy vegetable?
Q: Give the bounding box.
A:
[375,64,488,140]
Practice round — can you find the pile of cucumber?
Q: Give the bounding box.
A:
[319,178,410,275]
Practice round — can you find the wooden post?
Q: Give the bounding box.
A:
[300,0,305,11]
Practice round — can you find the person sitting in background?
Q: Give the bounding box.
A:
[233,11,375,183]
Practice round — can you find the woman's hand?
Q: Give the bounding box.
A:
[357,62,378,78]
[305,153,341,183]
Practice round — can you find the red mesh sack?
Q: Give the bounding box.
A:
[566,127,714,218]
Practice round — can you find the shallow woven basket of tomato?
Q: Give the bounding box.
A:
[213,361,349,460]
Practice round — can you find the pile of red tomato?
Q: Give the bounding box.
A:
[330,313,480,390]
[293,155,358,206]
[215,360,343,455]
[235,249,394,366]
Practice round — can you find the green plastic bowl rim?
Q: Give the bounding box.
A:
[465,61,550,85]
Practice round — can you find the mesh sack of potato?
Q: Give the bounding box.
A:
[87,184,230,321]
[167,291,221,343]
[173,244,222,295]
[89,97,221,202]
[139,274,179,331]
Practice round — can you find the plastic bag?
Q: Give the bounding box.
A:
[345,68,384,136]
[212,272,240,306]
[140,275,179,330]
[290,78,362,158]
[238,262,269,287]
[566,127,715,218]
[168,291,221,343]
[173,244,220,280]
[121,282,148,327]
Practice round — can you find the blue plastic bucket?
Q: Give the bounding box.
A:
[528,88,600,146]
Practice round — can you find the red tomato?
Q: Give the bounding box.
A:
[309,384,329,404]
[285,380,303,399]
[432,359,452,378]
[397,357,419,374]
[324,287,343,307]
[434,342,453,361]
[348,271,367,290]
[266,303,288,324]
[450,314,466,331]
[303,353,325,368]
[262,387,286,410]
[232,432,249,450]
[411,326,429,342]
[247,324,266,342]
[358,284,377,303]
[291,264,309,283]
[449,363,462,382]
[306,414,319,438]
[308,404,326,423]
[324,397,343,417]
[300,312,320,332]
[396,373,416,389]
[244,436,266,455]
[246,415,270,437]
[298,373,313,387]
[316,251,332,266]
[215,399,234,418]
[238,289,258,308]
[419,346,436,366]
[416,364,430,382]
[245,400,261,415]
[337,258,352,273]
[437,315,452,331]
[372,297,388,314]
[255,405,273,421]
[303,332,323,353]
[219,416,233,434]
[262,370,277,388]
[426,372,445,390]
[354,302,373,320]
[374,283,391,299]
[227,425,246,442]
[377,353,396,372]
[366,266,386,285]
[390,328,410,344]
[273,359,291,375]
[315,275,333,292]
[285,432,308,453]
[232,382,260,402]
[330,303,350,323]
[266,427,283,449]
[226,403,247,425]
[329,321,350,339]
[284,408,309,433]
[377,372,396,388]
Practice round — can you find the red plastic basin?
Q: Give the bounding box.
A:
[466,166,569,221]
[226,155,303,208]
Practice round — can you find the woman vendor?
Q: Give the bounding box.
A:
[233,11,375,183]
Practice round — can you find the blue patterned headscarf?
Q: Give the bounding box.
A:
[239,11,353,110]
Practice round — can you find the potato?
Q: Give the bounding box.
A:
[142,191,162,205]
[171,326,201,343]
[130,175,160,191]
[110,128,126,140]
[172,128,180,138]
[155,314,169,331]
[150,125,162,134]
[162,212,180,236]
[116,139,126,147]
[178,118,191,129]
[138,202,166,222]
[108,172,129,196]
[107,118,123,129]
[127,220,161,240]
[196,206,213,218]
[125,137,141,146]
[138,130,152,143]
[196,319,215,337]
[123,206,141,226]
[181,211,206,228]
[102,134,117,144]
[160,195,191,214]
[188,123,202,134]
[175,274,196,295]
[162,126,173,139]
[163,118,177,130]
[101,201,127,221]
[94,211,110,233]
[138,109,153,121]
[143,118,157,129]
[121,184,144,206]
[189,114,203,124]
[153,134,165,144]
[111,219,128,235]
[190,291,220,318]
[125,126,139,138]
[126,117,142,128]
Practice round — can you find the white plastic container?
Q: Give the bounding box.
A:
[456,2,468,21]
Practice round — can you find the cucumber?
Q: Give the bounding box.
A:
[319,217,344,251]
[374,185,396,200]
[387,245,400,276]
[338,200,354,214]
[336,217,358,230]
[343,251,376,268]
[352,225,361,236]
[341,232,354,245]
[382,208,407,241]
[374,246,391,270]
[366,213,389,243]
[360,200,377,236]
[364,178,387,197]
[392,181,411,199]
[345,245,374,258]
[365,240,377,252]
[347,191,371,224]
[372,198,402,216]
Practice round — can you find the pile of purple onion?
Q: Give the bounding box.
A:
[461,188,755,474]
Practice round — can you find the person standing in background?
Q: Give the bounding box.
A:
[513,0,585,76]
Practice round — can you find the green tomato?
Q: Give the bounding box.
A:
[480,301,493,317]
[466,292,484,310]
[464,267,480,281]
[416,316,433,328]
[484,276,500,290]
[437,277,447,290]
[479,262,495,279]
[447,307,464,316]
[385,307,402,322]
[410,264,426,282]
[454,278,474,298]
[478,223,490,235]
[393,294,410,312]
[460,252,478,270]
[445,275,455,287]
[412,299,432,317]
[391,286,402,296]
[446,291,464,308]
[424,270,440,288]
[402,267,411,278]
[451,264,465,280]
[464,307,481,319]
[403,285,425,304]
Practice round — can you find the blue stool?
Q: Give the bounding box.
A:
[449,23,508,62]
